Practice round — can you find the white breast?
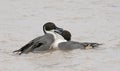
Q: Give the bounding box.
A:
[46,30,67,49]
[50,31,67,49]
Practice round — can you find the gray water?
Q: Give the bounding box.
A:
[0,0,120,71]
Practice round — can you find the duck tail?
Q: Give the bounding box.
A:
[82,42,103,49]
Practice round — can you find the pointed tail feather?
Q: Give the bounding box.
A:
[81,42,103,49]
[13,41,34,55]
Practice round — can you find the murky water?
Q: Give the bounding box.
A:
[0,0,120,71]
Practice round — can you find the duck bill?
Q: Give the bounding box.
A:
[54,27,64,35]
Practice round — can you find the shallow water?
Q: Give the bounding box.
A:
[0,0,120,71]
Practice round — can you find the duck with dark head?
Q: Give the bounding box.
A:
[54,30,102,50]
[13,22,64,55]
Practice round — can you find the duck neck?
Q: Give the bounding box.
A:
[52,32,67,49]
